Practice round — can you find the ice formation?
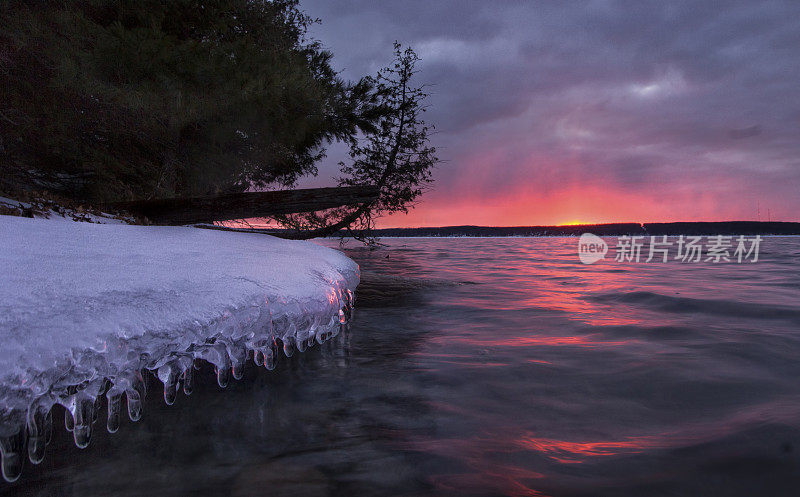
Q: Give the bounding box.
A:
[0,215,358,482]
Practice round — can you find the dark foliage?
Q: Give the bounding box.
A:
[0,0,381,201]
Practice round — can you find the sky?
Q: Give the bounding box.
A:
[298,0,800,227]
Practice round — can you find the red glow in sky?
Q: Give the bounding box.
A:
[298,0,800,229]
[378,182,772,228]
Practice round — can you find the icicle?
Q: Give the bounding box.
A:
[314,325,325,345]
[157,363,180,406]
[332,285,353,326]
[330,321,342,340]
[0,428,25,483]
[26,402,52,465]
[231,364,244,380]
[296,336,307,353]
[69,394,94,449]
[215,366,230,388]
[265,339,277,370]
[254,349,265,367]
[182,364,194,396]
[206,343,231,388]
[126,372,146,422]
[323,315,340,342]
[250,337,278,370]
[65,409,74,432]
[282,336,295,358]
[106,388,123,434]
[92,394,101,425]
[252,338,279,370]
[229,345,247,381]
[198,343,231,389]
[345,289,355,322]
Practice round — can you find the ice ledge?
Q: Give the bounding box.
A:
[0,216,358,481]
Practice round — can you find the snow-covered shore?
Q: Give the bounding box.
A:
[0,215,358,481]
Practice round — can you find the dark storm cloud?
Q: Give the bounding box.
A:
[301,0,800,223]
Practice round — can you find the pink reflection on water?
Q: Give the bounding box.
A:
[516,434,662,464]
[407,437,549,497]
[403,399,800,494]
[436,334,637,348]
[517,268,646,326]
[430,466,550,497]
[334,238,800,495]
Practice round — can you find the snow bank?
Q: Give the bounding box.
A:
[0,196,134,224]
[0,215,358,481]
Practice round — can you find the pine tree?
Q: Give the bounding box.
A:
[0,0,379,201]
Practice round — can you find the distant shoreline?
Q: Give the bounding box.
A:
[202,221,800,238]
[366,222,800,237]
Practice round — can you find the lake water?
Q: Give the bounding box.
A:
[4,237,800,496]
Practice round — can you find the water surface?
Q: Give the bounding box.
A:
[5,237,800,496]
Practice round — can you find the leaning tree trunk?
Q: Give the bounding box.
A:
[280,82,409,240]
[107,185,379,225]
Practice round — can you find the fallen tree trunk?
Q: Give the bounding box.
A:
[108,185,379,225]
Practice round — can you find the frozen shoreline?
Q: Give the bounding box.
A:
[0,215,359,481]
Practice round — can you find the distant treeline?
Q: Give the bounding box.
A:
[201,221,800,238]
[355,222,800,237]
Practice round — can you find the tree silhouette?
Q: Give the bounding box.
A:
[274,43,438,240]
